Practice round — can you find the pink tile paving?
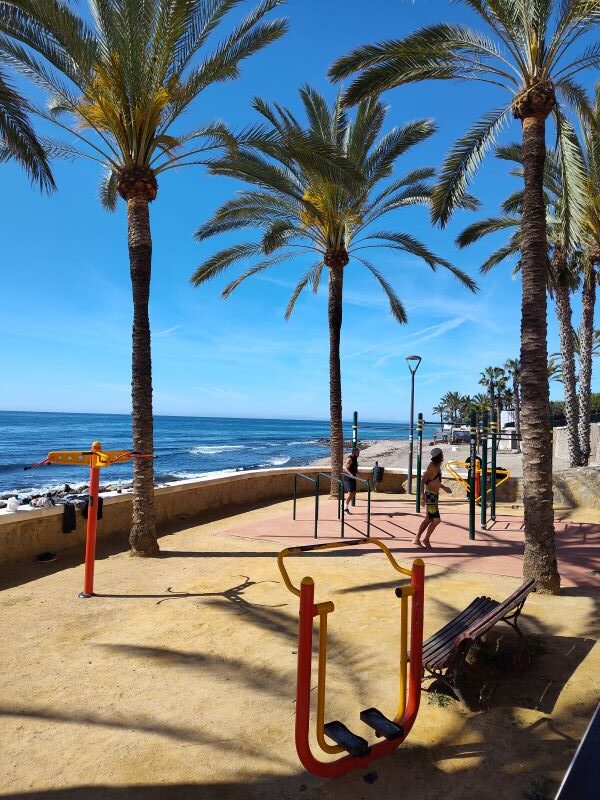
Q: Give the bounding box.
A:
[219,498,600,588]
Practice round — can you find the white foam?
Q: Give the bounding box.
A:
[166,468,244,481]
[261,456,291,467]
[189,445,246,455]
[288,440,320,446]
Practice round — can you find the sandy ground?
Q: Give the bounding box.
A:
[0,498,599,800]
[311,439,576,477]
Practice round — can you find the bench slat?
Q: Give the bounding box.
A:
[421,579,536,674]
[465,580,535,641]
[423,598,498,668]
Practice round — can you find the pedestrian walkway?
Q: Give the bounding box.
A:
[220,495,600,588]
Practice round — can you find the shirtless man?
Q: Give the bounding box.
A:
[413,447,452,548]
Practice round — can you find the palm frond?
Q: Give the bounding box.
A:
[456,215,519,248]
[221,253,291,298]
[191,242,262,285]
[0,66,53,189]
[284,262,323,320]
[98,166,118,211]
[554,106,588,247]
[432,106,510,227]
[354,256,407,323]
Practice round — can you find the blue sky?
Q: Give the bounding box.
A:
[1,0,598,421]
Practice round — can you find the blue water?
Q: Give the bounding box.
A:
[0,410,437,496]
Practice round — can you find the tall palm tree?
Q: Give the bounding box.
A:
[191,88,476,487]
[459,142,582,465]
[0,0,287,555]
[504,357,521,451]
[0,61,53,188]
[576,87,600,464]
[330,1,600,593]
[479,366,505,421]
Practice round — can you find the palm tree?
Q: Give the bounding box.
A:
[457,143,583,465]
[330,1,600,594]
[0,0,288,555]
[441,390,465,424]
[432,402,446,426]
[191,88,476,487]
[479,366,505,420]
[548,354,564,382]
[504,358,521,451]
[0,61,53,188]
[576,87,600,465]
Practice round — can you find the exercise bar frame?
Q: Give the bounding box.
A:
[278,539,425,778]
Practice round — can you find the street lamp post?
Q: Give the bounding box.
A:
[406,355,422,495]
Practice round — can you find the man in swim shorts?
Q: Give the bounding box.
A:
[343,448,360,513]
[413,447,452,548]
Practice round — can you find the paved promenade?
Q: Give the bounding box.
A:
[220,495,600,588]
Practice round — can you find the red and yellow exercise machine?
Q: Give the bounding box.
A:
[27,442,151,597]
[446,459,510,502]
[277,538,424,778]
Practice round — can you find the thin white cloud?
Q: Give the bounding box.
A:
[154,325,183,338]
[374,317,467,367]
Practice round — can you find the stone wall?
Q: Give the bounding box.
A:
[1,463,591,568]
[553,423,600,465]
[0,467,405,566]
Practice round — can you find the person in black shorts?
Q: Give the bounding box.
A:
[413,447,452,548]
[343,448,360,513]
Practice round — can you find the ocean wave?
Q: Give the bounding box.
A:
[189,445,246,456]
[288,440,321,446]
[163,468,244,481]
[260,456,291,467]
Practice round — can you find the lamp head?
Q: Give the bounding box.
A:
[406,355,422,374]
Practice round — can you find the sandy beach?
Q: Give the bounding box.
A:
[311,439,534,477]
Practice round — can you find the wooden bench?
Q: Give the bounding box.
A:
[420,579,536,702]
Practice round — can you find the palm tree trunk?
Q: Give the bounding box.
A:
[578,263,597,465]
[328,263,344,497]
[519,111,559,593]
[554,281,580,466]
[127,196,158,556]
[513,378,521,452]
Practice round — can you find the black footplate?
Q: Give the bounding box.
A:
[360,707,404,740]
[324,721,371,757]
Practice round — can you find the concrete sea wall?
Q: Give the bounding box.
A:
[0,465,596,567]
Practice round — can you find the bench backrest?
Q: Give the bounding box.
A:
[462,579,536,642]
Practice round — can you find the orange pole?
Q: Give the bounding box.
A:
[79,441,101,598]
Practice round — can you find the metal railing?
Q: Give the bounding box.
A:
[318,473,345,538]
[292,473,319,539]
[352,476,372,538]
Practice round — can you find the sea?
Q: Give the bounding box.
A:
[0,410,437,498]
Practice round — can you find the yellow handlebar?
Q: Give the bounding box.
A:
[277,538,412,597]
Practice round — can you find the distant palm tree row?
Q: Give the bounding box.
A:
[434,359,520,436]
[2,1,600,594]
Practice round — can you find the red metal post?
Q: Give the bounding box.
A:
[79,442,101,598]
[402,558,425,730]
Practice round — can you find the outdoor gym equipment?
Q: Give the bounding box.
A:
[445,460,510,503]
[277,538,424,778]
[415,413,424,512]
[26,442,152,597]
[351,411,358,506]
[291,472,372,539]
